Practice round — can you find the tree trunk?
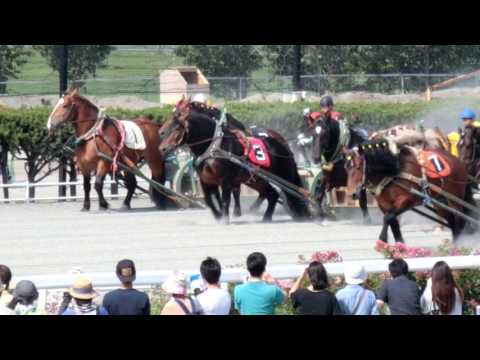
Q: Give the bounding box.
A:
[68,159,77,200]
[27,169,36,201]
[0,147,9,201]
[58,158,67,202]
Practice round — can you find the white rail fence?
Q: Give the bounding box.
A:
[13,256,480,310]
[0,179,152,203]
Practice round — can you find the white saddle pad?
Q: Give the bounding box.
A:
[121,120,146,150]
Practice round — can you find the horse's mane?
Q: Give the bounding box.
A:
[71,93,100,114]
[190,101,247,132]
[361,139,407,177]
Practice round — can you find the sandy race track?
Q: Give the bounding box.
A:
[0,198,458,277]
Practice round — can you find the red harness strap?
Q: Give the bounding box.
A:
[96,118,126,178]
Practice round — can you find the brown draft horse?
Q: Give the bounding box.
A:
[344,139,476,243]
[458,126,480,187]
[158,99,311,223]
[47,88,172,211]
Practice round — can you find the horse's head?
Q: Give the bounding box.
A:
[312,116,333,164]
[343,146,365,198]
[458,126,478,167]
[158,97,192,157]
[47,87,80,132]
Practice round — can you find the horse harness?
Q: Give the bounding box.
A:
[320,119,351,172]
[73,109,127,177]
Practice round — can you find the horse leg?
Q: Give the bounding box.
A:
[94,161,110,210]
[379,213,390,243]
[262,185,279,222]
[82,174,91,212]
[249,195,265,212]
[232,185,242,218]
[314,180,328,220]
[201,182,222,220]
[121,171,137,211]
[221,184,233,224]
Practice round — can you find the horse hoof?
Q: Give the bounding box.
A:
[262,217,273,223]
[81,207,90,212]
[99,204,109,211]
[233,209,242,218]
[120,204,131,211]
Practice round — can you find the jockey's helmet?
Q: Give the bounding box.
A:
[320,96,334,108]
[460,108,476,120]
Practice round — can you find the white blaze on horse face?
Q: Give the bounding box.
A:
[315,126,322,135]
[47,97,65,130]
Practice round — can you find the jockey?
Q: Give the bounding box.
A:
[320,95,342,121]
[461,108,480,129]
[192,93,212,107]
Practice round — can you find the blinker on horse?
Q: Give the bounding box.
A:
[47,87,172,211]
[158,98,311,223]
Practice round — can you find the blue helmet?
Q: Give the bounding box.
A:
[461,108,476,120]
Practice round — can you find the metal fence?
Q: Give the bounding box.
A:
[1,73,476,102]
[0,179,151,203]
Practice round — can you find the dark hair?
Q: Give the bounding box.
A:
[247,252,267,278]
[431,261,463,315]
[307,261,329,291]
[200,257,222,285]
[389,259,409,278]
[0,265,12,290]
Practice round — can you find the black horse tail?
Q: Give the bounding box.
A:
[283,167,312,221]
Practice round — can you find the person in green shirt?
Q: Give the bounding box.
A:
[234,252,286,315]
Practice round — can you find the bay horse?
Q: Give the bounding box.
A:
[158,99,311,223]
[311,115,371,223]
[344,139,476,243]
[47,88,173,211]
[458,126,480,187]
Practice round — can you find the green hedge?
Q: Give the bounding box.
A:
[0,101,436,147]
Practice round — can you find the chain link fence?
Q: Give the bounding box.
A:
[1,73,479,105]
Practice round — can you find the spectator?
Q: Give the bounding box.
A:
[161,271,202,315]
[376,259,421,315]
[61,276,108,315]
[0,279,15,315]
[420,261,463,315]
[289,261,343,315]
[196,257,231,315]
[0,265,13,305]
[234,252,285,315]
[335,263,379,315]
[102,259,150,315]
[8,280,43,315]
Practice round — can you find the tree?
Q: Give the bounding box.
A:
[0,45,30,94]
[33,45,115,81]
[175,45,262,77]
[0,108,72,199]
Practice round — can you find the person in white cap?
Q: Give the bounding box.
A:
[335,264,379,315]
[161,271,203,315]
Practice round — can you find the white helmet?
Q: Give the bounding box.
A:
[303,108,311,117]
[192,93,207,103]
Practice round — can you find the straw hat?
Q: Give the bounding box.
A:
[162,272,188,296]
[69,276,98,300]
[344,264,368,285]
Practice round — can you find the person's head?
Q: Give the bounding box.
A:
[116,259,136,285]
[246,252,267,278]
[200,257,222,285]
[12,280,39,306]
[344,263,368,286]
[162,271,188,297]
[320,96,334,113]
[0,265,12,291]
[388,259,409,278]
[69,276,98,304]
[461,108,476,127]
[307,261,329,291]
[431,261,462,314]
